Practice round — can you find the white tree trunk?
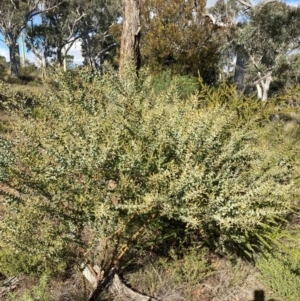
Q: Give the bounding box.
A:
[256,83,263,100]
[256,72,272,101]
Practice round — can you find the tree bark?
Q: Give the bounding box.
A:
[234,48,245,93]
[256,83,263,100]
[120,0,141,74]
[56,47,63,67]
[8,40,19,78]
[108,273,158,301]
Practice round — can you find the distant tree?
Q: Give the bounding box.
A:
[25,0,121,73]
[79,0,122,71]
[39,0,85,68]
[25,21,55,76]
[140,0,221,84]
[284,53,300,86]
[236,0,300,100]
[208,0,247,90]
[0,0,62,78]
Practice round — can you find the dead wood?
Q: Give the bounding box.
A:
[84,266,159,301]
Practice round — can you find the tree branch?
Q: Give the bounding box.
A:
[259,0,277,7]
[10,0,17,10]
[243,46,263,74]
[24,31,43,61]
[203,12,217,24]
[25,1,64,21]
[64,35,82,54]
[94,43,117,61]
[252,70,273,86]
[236,0,253,9]
[66,13,87,42]
[237,0,277,9]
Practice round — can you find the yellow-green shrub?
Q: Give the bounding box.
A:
[0,65,296,276]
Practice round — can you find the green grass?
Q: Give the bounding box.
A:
[257,252,300,301]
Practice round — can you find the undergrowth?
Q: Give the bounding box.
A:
[128,247,213,300]
[257,252,300,301]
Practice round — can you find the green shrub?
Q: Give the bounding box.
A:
[0,121,9,133]
[31,107,49,119]
[150,69,200,98]
[0,64,296,277]
[0,81,23,110]
[257,252,300,301]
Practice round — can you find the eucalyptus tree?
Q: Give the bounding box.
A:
[33,0,86,68]
[79,0,122,70]
[208,0,247,89]
[0,0,63,78]
[25,21,56,76]
[236,0,300,100]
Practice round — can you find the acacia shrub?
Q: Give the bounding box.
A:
[0,65,295,276]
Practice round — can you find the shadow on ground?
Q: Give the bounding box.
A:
[253,290,275,301]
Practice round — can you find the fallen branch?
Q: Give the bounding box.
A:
[0,276,20,297]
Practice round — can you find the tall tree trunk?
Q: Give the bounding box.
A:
[25,32,48,78]
[120,0,141,74]
[56,47,63,67]
[8,40,19,78]
[82,34,94,70]
[234,48,245,93]
[41,55,47,79]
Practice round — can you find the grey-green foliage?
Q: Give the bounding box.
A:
[0,64,296,276]
[0,137,14,181]
[0,81,25,110]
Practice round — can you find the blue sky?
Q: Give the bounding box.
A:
[0,0,299,66]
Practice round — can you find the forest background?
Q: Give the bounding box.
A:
[1,0,300,301]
